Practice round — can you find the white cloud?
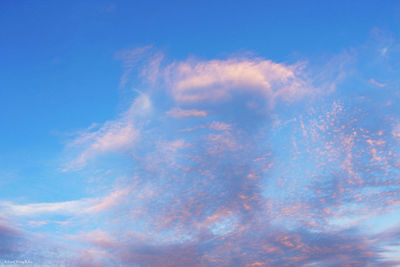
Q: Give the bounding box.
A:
[64,94,151,171]
[0,188,131,217]
[0,199,95,217]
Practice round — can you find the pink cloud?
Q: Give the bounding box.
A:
[166,107,208,118]
[164,58,313,105]
[87,188,131,213]
[209,121,231,131]
[369,78,386,87]
[70,230,117,249]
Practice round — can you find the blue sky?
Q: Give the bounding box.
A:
[1,1,400,266]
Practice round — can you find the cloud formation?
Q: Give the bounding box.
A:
[4,36,400,266]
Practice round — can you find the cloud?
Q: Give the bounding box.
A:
[0,199,95,217]
[10,35,400,266]
[85,42,400,266]
[63,53,319,172]
[69,229,117,249]
[116,46,164,88]
[164,58,313,105]
[369,78,386,87]
[166,107,208,118]
[0,220,23,256]
[64,93,151,171]
[0,187,131,218]
[209,121,231,131]
[86,188,131,213]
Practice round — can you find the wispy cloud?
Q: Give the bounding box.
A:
[369,78,386,87]
[63,93,151,171]
[0,199,94,217]
[0,187,131,218]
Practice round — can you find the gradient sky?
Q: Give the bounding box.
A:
[1,1,400,266]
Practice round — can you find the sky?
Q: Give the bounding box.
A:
[0,1,400,266]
